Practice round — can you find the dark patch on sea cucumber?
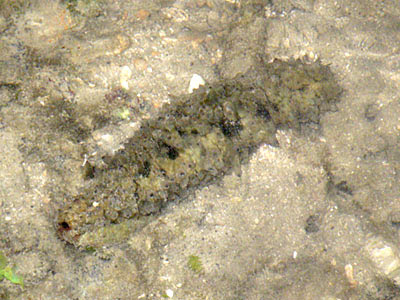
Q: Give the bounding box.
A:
[56,58,341,246]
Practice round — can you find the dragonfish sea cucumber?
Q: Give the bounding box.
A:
[56,58,340,246]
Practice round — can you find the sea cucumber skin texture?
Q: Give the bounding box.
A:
[56,59,341,246]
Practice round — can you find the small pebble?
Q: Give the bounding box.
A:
[165,73,175,81]
[161,7,189,22]
[188,74,205,93]
[196,0,207,7]
[135,9,150,20]
[133,58,148,71]
[345,264,357,286]
[98,133,113,144]
[120,66,132,90]
[364,235,400,286]
[165,289,173,298]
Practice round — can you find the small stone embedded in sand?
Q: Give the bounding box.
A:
[196,0,207,8]
[67,33,131,64]
[188,74,205,93]
[133,58,148,71]
[120,66,132,90]
[135,9,150,20]
[364,235,400,286]
[165,289,174,298]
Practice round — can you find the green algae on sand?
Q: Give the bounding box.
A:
[56,58,341,247]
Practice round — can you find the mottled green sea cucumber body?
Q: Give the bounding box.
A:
[57,59,341,246]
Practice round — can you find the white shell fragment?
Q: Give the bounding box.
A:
[345,264,357,286]
[120,66,132,90]
[188,74,205,94]
[165,289,174,298]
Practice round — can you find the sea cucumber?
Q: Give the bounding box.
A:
[56,58,341,246]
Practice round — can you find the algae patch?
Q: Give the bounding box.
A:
[0,252,23,288]
[56,58,341,247]
[188,255,203,274]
